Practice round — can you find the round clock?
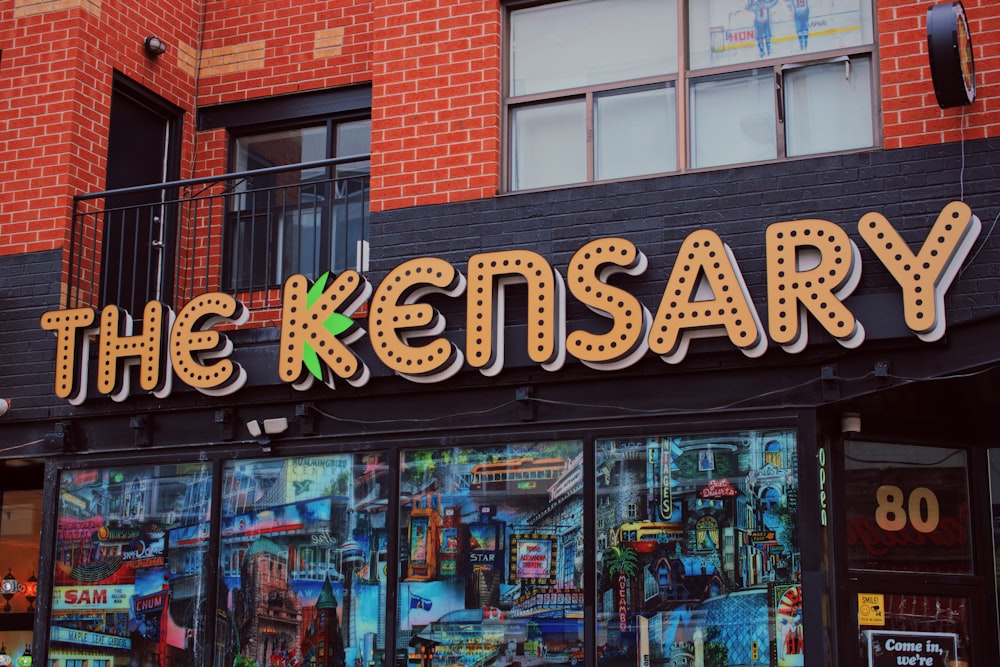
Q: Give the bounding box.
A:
[927,1,976,108]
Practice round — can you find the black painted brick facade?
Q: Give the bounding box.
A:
[0,249,63,416]
[2,140,1000,431]
[371,139,1000,331]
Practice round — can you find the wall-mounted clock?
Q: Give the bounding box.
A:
[927,1,976,108]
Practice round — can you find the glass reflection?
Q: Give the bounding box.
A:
[596,430,800,667]
[397,442,584,667]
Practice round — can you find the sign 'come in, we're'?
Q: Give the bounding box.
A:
[40,202,980,405]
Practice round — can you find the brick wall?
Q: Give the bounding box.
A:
[0,250,64,413]
[1,0,376,260]
[2,0,999,263]
[0,0,201,258]
[369,0,501,211]
[193,0,373,109]
[367,0,1000,211]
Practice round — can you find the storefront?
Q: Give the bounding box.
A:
[2,192,999,666]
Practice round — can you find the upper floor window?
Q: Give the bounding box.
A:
[227,117,371,291]
[196,85,372,295]
[505,0,875,191]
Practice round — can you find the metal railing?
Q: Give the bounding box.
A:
[69,156,369,316]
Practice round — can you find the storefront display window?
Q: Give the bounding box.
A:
[843,442,972,574]
[595,430,800,667]
[990,448,1000,656]
[0,482,42,666]
[397,442,584,667]
[50,463,213,665]
[217,453,389,667]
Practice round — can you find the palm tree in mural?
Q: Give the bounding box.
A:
[605,545,639,580]
[604,544,639,630]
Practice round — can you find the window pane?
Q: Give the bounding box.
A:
[235,126,328,182]
[784,57,874,156]
[0,489,42,613]
[50,464,213,664]
[336,119,372,178]
[335,119,371,272]
[596,85,677,180]
[843,442,973,574]
[690,70,777,168]
[230,126,328,289]
[279,206,324,279]
[510,0,677,97]
[596,431,800,667]
[398,443,584,667]
[336,119,371,160]
[688,0,875,70]
[217,454,390,667]
[511,100,586,190]
[228,120,372,288]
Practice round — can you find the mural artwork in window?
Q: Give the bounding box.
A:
[50,463,213,665]
[688,0,872,70]
[397,443,584,667]
[217,453,389,667]
[596,431,800,667]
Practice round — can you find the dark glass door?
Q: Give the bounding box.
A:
[838,440,997,667]
[101,76,181,313]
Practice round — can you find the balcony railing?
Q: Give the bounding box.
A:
[69,157,369,318]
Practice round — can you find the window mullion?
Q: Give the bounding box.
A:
[677,0,688,171]
[776,67,788,158]
[586,90,595,182]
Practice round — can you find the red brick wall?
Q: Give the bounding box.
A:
[193,0,373,109]
[368,0,1000,211]
[880,0,1000,148]
[0,0,200,258]
[369,0,501,212]
[3,0,999,253]
[0,0,376,259]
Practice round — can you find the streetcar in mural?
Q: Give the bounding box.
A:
[617,521,685,554]
[469,457,567,494]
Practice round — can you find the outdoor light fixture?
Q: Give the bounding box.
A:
[143,36,167,57]
[0,399,9,417]
[0,644,10,667]
[841,413,862,436]
[246,417,289,452]
[246,418,288,438]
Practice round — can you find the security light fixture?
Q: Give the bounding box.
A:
[841,413,862,436]
[143,36,167,57]
[246,417,289,440]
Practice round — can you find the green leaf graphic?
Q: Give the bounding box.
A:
[307,271,330,308]
[325,311,353,337]
[300,271,356,381]
[303,344,323,382]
